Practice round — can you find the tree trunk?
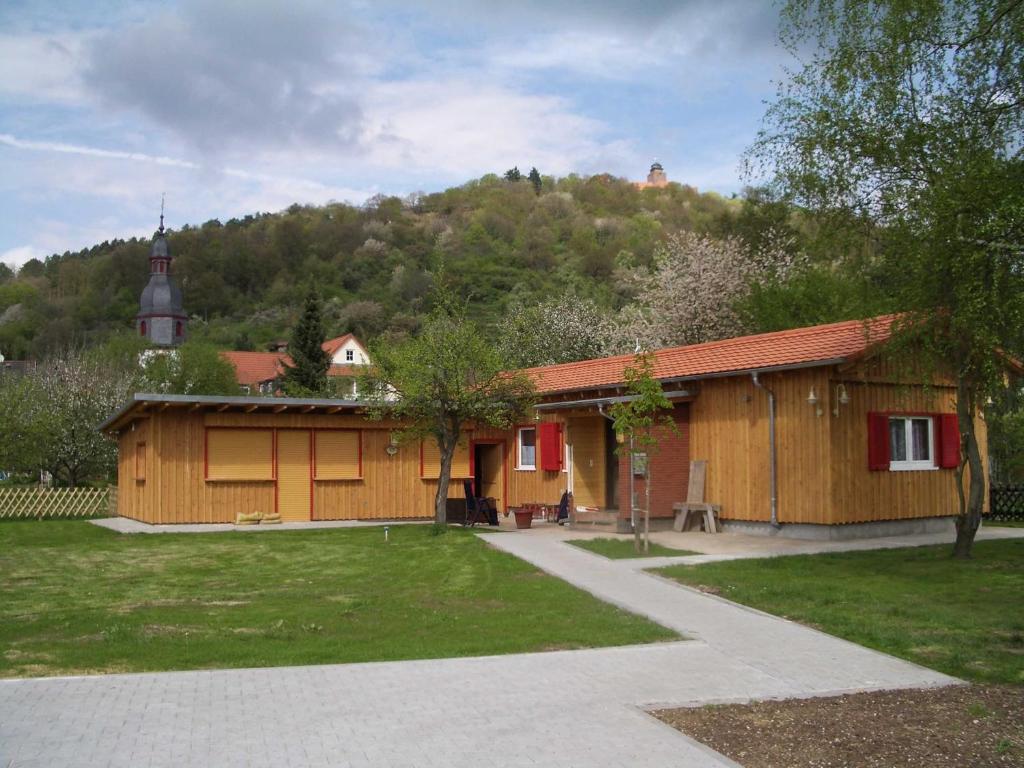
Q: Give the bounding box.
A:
[643,465,651,554]
[952,378,985,558]
[434,426,460,527]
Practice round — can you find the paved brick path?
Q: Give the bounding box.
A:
[0,532,958,767]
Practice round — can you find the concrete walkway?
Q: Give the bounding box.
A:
[1,530,967,768]
[90,517,432,534]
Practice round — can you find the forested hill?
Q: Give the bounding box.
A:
[0,172,798,359]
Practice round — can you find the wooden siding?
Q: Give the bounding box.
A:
[477,421,567,508]
[568,416,607,508]
[689,368,832,524]
[116,410,571,523]
[829,370,987,523]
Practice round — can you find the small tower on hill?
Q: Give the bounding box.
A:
[646,161,668,187]
[136,206,186,347]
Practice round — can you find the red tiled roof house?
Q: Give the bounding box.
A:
[222,334,370,396]
[103,316,989,538]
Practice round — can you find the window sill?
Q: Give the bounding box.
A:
[314,477,364,482]
[205,477,275,483]
[889,463,938,472]
[514,466,536,472]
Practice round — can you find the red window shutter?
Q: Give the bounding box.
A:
[539,422,563,472]
[867,412,890,471]
[937,413,960,469]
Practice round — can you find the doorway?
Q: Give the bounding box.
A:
[473,442,505,512]
[604,418,620,512]
[277,430,311,522]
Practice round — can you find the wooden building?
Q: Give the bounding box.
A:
[101,316,997,539]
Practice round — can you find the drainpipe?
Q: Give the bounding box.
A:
[751,372,780,528]
[597,404,633,532]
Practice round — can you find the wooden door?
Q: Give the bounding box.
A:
[277,430,311,522]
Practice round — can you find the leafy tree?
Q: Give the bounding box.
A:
[752,0,1024,557]
[504,166,522,182]
[359,293,535,526]
[737,262,893,333]
[0,349,134,486]
[140,342,239,395]
[498,293,611,367]
[609,353,679,553]
[0,262,14,283]
[17,259,44,279]
[281,290,330,396]
[987,379,1024,485]
[528,167,543,195]
[611,231,800,352]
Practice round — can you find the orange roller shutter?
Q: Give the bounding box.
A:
[206,429,274,480]
[420,436,472,478]
[315,430,362,479]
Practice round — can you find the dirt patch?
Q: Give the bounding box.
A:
[653,684,1024,767]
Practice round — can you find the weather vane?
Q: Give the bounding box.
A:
[159,193,165,232]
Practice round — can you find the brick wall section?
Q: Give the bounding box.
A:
[617,404,690,520]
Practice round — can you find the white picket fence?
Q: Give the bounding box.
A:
[0,486,117,519]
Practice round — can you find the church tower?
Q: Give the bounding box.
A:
[136,211,186,347]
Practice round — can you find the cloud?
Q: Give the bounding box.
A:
[81,0,370,156]
[357,78,624,177]
[0,31,91,104]
[1,244,45,268]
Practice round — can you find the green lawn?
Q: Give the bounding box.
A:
[568,537,698,559]
[0,520,676,678]
[658,539,1024,685]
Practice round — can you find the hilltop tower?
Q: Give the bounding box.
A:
[646,161,668,187]
[136,211,186,347]
[633,161,670,190]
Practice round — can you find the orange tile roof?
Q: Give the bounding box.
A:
[221,351,286,387]
[322,333,356,357]
[525,315,896,395]
[221,352,363,386]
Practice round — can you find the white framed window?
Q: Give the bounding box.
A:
[889,416,936,471]
[345,349,354,362]
[517,427,536,470]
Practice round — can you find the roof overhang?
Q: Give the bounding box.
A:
[535,389,695,412]
[534,357,849,399]
[99,393,367,434]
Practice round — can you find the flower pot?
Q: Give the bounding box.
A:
[513,509,534,529]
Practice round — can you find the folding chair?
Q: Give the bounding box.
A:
[463,480,498,527]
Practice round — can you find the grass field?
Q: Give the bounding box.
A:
[568,538,697,559]
[658,539,1024,685]
[0,520,676,678]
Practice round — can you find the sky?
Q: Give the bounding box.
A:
[0,0,789,268]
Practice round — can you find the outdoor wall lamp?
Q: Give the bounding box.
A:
[832,383,850,417]
[385,432,400,456]
[807,387,823,418]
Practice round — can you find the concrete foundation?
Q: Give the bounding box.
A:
[719,516,957,541]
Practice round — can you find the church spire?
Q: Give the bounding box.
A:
[136,200,186,347]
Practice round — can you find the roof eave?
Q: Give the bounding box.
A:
[99,393,367,434]
[535,357,849,398]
